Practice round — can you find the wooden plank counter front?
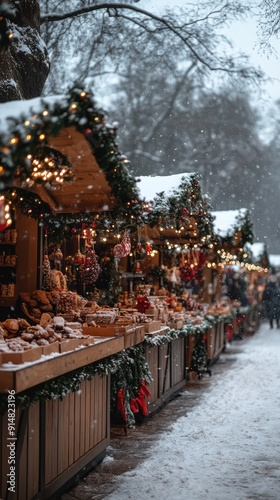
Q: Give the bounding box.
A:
[0,336,124,500]
[145,334,186,415]
[206,320,226,366]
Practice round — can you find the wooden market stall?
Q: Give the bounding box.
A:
[209,209,261,343]
[0,88,149,498]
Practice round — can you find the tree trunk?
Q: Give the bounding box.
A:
[0,0,49,102]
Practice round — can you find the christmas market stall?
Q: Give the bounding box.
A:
[0,87,149,499]
[129,173,219,404]
[246,242,269,301]
[209,209,263,343]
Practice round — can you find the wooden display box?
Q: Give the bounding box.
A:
[145,308,159,320]
[167,320,184,330]
[41,342,60,356]
[79,336,95,346]
[0,346,42,365]
[83,324,131,337]
[124,325,146,349]
[59,338,80,353]
[144,320,162,333]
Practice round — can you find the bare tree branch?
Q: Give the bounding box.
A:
[40,2,262,77]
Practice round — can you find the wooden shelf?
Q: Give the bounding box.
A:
[0,297,16,306]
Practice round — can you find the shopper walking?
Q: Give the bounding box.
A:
[262,276,280,328]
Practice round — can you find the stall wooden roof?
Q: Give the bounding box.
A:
[33,127,116,214]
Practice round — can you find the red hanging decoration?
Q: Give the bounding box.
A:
[113,243,125,260]
[146,242,153,256]
[130,380,152,416]
[0,196,12,232]
[121,231,131,257]
[117,388,127,422]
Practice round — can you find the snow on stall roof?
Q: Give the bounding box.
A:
[138,174,193,201]
[0,95,66,135]
[212,209,246,236]
[247,242,265,259]
[269,254,280,267]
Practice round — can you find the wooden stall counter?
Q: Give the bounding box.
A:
[0,335,125,394]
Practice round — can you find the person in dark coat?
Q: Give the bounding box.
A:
[262,277,280,328]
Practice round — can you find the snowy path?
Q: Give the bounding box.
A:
[104,322,280,500]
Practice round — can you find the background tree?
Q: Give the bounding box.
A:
[0,0,49,102]
[254,100,280,250]
[258,0,280,51]
[107,56,200,175]
[183,89,265,208]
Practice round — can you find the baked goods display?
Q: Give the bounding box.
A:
[0,283,232,365]
[0,315,93,360]
[19,289,60,321]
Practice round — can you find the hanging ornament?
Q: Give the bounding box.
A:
[113,243,125,260]
[79,244,101,285]
[42,231,51,291]
[0,196,12,232]
[74,250,85,265]
[73,234,85,265]
[54,245,63,262]
[113,243,124,270]
[53,244,63,270]
[133,227,146,261]
[146,241,153,256]
[65,255,74,266]
[121,231,131,257]
[170,267,179,284]
[42,254,51,291]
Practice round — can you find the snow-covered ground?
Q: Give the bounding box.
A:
[103,322,280,500]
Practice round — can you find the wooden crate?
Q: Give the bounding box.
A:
[144,320,162,333]
[123,325,145,349]
[145,308,159,320]
[82,325,130,337]
[59,338,80,353]
[167,320,184,330]
[41,342,60,356]
[0,346,42,365]
[78,336,95,347]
